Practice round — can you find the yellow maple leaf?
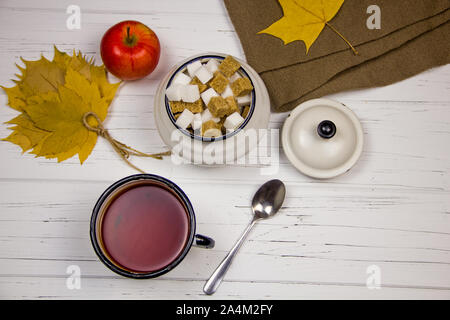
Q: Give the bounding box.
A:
[1,56,64,113]
[64,68,109,121]
[25,88,88,156]
[1,85,27,112]
[3,131,32,152]
[2,46,119,114]
[23,68,110,163]
[16,55,65,96]
[2,47,120,164]
[3,114,51,153]
[258,0,357,54]
[53,46,120,105]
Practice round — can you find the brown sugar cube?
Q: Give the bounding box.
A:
[170,101,186,113]
[170,99,204,114]
[190,77,208,93]
[184,99,204,113]
[241,105,250,119]
[202,120,222,137]
[224,96,239,115]
[231,77,253,97]
[208,96,233,118]
[208,72,229,94]
[218,55,241,77]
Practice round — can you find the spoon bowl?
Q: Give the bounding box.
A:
[252,179,286,220]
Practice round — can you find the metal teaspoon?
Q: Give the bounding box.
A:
[203,179,286,295]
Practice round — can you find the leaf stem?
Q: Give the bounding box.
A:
[325,22,359,55]
[291,0,359,55]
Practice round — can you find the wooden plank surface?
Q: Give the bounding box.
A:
[0,0,449,299]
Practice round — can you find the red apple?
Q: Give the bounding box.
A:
[100,20,160,80]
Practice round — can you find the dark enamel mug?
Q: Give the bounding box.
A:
[90,174,214,279]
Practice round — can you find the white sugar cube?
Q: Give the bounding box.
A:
[194,66,213,84]
[165,84,183,101]
[237,94,251,107]
[186,60,202,77]
[173,72,191,85]
[175,109,194,130]
[205,59,219,73]
[224,112,245,130]
[201,109,220,123]
[229,72,242,82]
[221,85,233,99]
[191,113,202,131]
[180,84,200,103]
[200,88,219,106]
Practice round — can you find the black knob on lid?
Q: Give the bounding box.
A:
[317,120,336,139]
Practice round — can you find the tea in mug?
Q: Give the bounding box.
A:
[99,182,190,273]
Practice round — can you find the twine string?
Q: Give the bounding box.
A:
[82,112,171,173]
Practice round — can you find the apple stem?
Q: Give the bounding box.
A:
[124,25,137,46]
[125,26,133,45]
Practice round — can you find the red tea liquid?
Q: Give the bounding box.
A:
[100,183,190,273]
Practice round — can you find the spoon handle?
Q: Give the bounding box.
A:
[203,219,257,295]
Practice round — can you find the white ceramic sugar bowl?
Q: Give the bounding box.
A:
[154,53,270,165]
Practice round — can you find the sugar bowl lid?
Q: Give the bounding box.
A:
[281,99,364,179]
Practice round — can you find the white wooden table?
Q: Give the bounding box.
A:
[0,0,449,300]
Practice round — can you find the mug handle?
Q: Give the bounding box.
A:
[193,234,215,249]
